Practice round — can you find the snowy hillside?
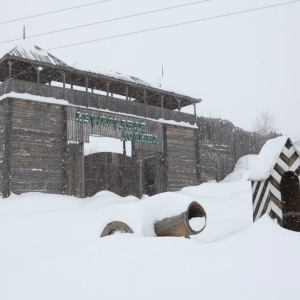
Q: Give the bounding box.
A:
[0,155,299,300]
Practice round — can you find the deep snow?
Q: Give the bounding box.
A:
[0,155,299,300]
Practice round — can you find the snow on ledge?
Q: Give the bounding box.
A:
[0,92,69,106]
[248,136,288,181]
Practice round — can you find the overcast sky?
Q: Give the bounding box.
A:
[1,0,300,137]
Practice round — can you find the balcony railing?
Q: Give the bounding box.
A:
[0,79,196,125]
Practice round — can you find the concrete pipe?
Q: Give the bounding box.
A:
[154,201,207,237]
[100,221,134,237]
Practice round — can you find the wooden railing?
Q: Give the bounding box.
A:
[0,79,196,125]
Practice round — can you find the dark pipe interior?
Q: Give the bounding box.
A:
[188,201,206,220]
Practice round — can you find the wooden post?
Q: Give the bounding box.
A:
[85,77,88,93]
[76,143,85,198]
[123,141,126,155]
[139,159,143,198]
[106,82,109,97]
[59,72,65,98]
[126,86,129,101]
[193,102,197,122]
[194,128,201,184]
[8,61,12,79]
[161,94,164,119]
[62,72,66,89]
[177,99,181,112]
[144,89,147,118]
[2,101,12,198]
[85,77,89,108]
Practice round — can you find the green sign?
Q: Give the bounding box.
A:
[76,112,158,144]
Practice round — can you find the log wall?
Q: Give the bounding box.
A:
[196,117,276,183]
[0,94,276,198]
[164,125,198,191]
[9,99,67,195]
[0,101,11,197]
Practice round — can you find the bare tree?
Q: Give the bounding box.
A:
[253,110,277,136]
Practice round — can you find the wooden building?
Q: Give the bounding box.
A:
[0,41,268,199]
[249,136,300,231]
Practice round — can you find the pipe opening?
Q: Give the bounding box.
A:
[187,201,207,234]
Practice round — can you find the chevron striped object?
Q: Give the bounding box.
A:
[250,137,300,229]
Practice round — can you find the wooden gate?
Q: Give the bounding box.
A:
[84,152,140,197]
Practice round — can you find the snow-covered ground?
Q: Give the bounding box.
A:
[0,155,299,300]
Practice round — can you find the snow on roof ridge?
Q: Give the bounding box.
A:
[2,40,69,67]
[248,135,300,181]
[74,62,151,87]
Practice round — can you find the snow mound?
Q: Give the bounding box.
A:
[222,154,258,183]
[1,155,299,300]
[249,136,288,181]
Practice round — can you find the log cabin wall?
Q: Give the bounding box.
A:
[0,100,12,197]
[0,97,276,198]
[164,125,198,191]
[9,98,67,195]
[196,117,276,183]
[0,103,4,196]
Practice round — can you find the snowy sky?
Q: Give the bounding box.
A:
[1,0,300,137]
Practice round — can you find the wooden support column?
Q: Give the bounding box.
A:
[8,60,13,79]
[194,128,201,184]
[85,77,89,108]
[66,142,85,197]
[62,73,66,89]
[126,86,129,101]
[85,77,88,93]
[161,95,164,118]
[177,99,182,112]
[155,152,163,194]
[123,141,126,155]
[144,89,147,118]
[193,102,197,122]
[138,152,144,198]
[60,72,66,98]
[106,82,109,97]
[2,101,12,198]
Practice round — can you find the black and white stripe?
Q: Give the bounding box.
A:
[252,138,300,225]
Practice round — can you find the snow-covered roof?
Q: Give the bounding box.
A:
[0,41,201,102]
[1,40,69,67]
[151,75,200,101]
[74,62,151,87]
[248,136,298,181]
